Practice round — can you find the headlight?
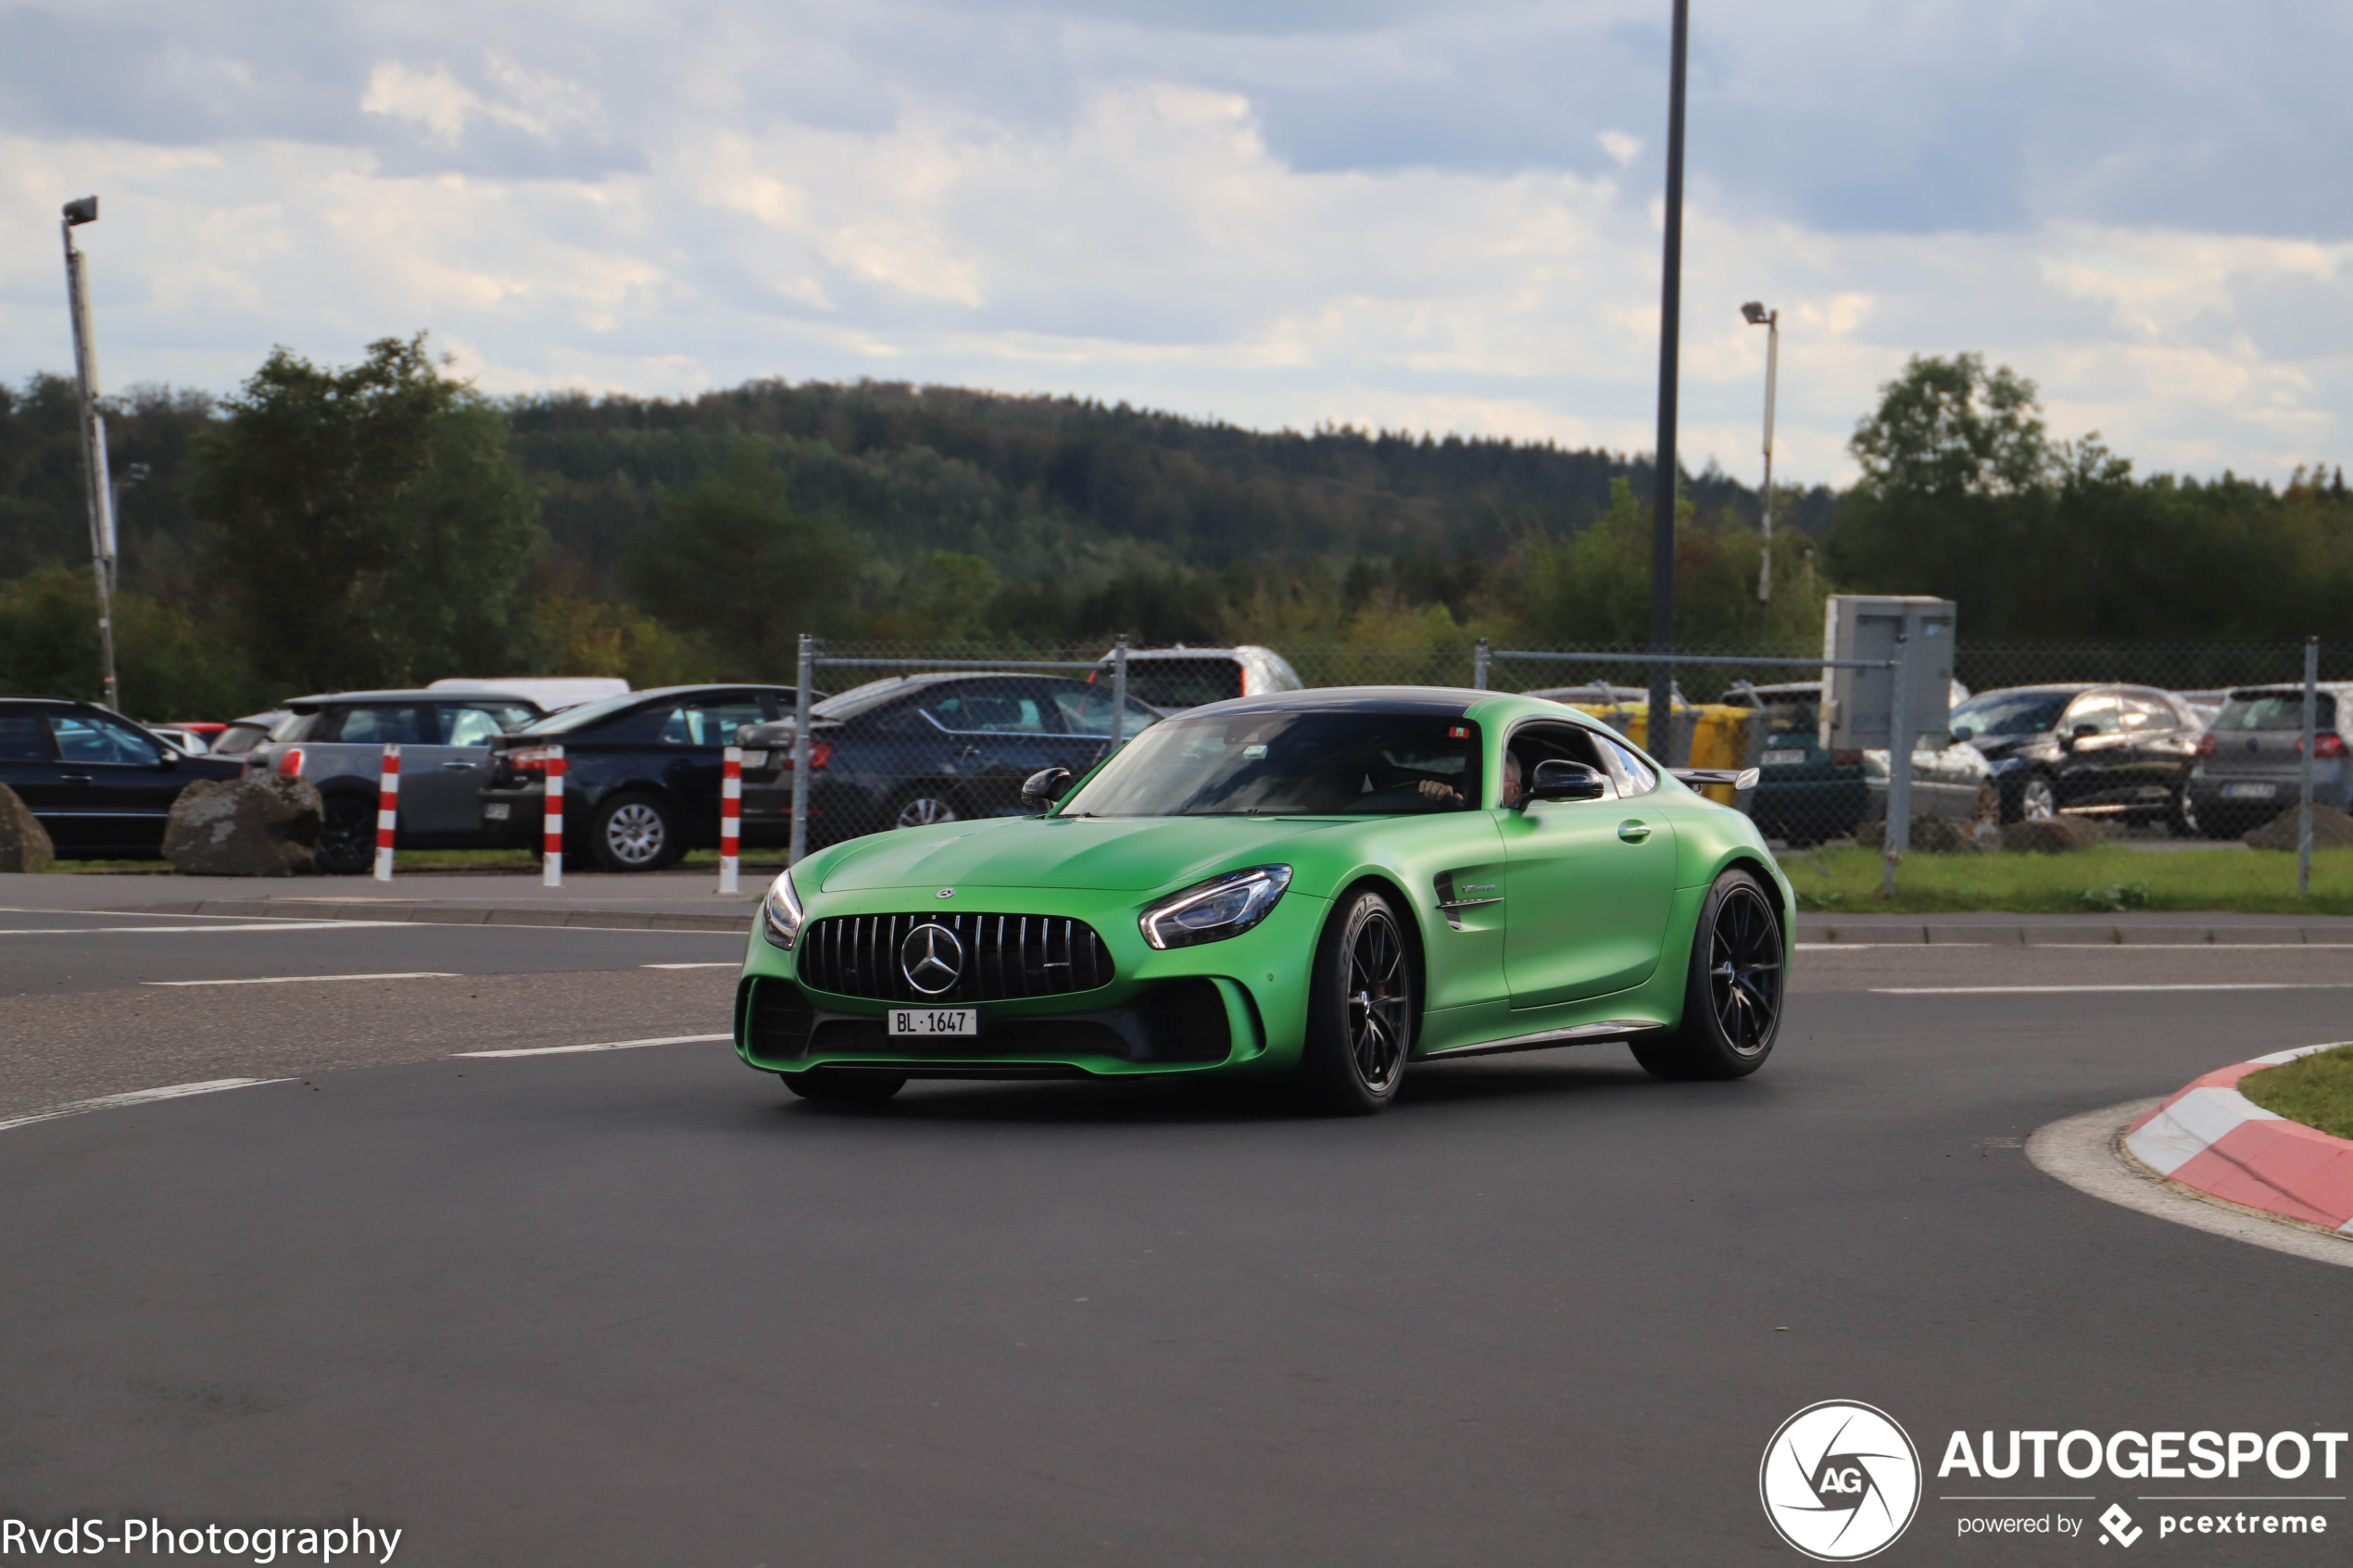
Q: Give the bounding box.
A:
[761,870,806,949]
[1139,865,1292,950]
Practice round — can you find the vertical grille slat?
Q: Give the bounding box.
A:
[795,911,1115,1001]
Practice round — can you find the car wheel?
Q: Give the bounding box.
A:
[1299,887,1415,1114]
[589,792,680,872]
[890,788,962,830]
[315,793,376,875]
[782,1070,906,1105]
[2172,786,2205,838]
[1631,867,1783,1081]
[2019,774,2059,822]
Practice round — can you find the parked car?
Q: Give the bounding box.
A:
[737,672,1164,850]
[428,675,629,711]
[1719,681,1988,846]
[1098,645,1302,714]
[207,711,286,758]
[0,697,246,857]
[245,690,549,872]
[1950,684,2205,830]
[2185,684,2353,837]
[143,724,214,755]
[481,684,805,872]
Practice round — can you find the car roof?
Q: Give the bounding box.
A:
[1176,685,1482,719]
[283,688,553,709]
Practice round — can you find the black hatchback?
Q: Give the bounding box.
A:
[1953,684,2206,829]
[481,684,804,872]
[0,697,246,857]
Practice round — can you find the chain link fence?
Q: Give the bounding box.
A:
[737,636,2337,861]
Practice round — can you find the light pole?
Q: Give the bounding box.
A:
[1647,0,1692,760]
[109,461,148,604]
[61,194,120,712]
[1742,300,1779,626]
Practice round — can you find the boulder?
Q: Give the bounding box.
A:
[0,783,55,873]
[2244,802,2353,851]
[1999,817,2105,855]
[162,774,323,876]
[1853,814,1980,853]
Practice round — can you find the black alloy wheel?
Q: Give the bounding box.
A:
[315,793,376,876]
[1301,888,1415,1114]
[783,1070,906,1105]
[589,792,681,872]
[1633,868,1783,1081]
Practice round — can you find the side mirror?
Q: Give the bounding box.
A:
[1950,725,1974,743]
[1514,759,1609,810]
[2070,723,2100,742]
[1021,767,1074,811]
[157,751,179,771]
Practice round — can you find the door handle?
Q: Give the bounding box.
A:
[956,746,979,759]
[58,773,93,784]
[440,760,479,770]
[1617,819,1652,843]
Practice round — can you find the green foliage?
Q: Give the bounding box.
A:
[1849,354,2054,498]
[0,564,259,719]
[1787,843,2353,913]
[190,334,541,692]
[629,443,864,678]
[2236,1044,2353,1140]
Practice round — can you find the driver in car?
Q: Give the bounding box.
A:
[1416,748,1522,808]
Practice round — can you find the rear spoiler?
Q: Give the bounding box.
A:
[1669,767,1760,793]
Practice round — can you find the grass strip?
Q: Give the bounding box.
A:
[2238,1044,2353,1141]
[1780,844,2353,915]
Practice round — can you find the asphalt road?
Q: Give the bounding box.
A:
[3,923,2352,1566]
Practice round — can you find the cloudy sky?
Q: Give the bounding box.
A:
[1,0,2347,486]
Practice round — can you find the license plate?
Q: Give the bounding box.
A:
[888,1008,977,1037]
[741,749,768,769]
[1762,749,1807,767]
[483,802,510,820]
[2222,783,2277,799]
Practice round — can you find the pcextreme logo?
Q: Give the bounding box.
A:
[1760,1400,1924,1562]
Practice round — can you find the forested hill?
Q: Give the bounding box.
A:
[508,379,1824,597]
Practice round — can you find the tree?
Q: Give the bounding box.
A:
[629,442,864,676]
[1848,354,2054,498]
[191,334,541,692]
[0,564,259,719]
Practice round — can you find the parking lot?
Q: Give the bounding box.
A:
[3,878,2349,1565]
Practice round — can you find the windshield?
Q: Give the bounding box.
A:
[1114,659,1244,710]
[2217,691,2339,732]
[1950,691,2070,738]
[1061,710,1481,817]
[516,691,659,735]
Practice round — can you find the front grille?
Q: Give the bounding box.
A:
[798,912,1114,1002]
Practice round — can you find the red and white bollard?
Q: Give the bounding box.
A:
[719,744,742,894]
[372,743,400,882]
[541,745,566,887]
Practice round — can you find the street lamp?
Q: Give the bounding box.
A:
[1647,0,1692,759]
[60,194,120,712]
[1742,300,1780,621]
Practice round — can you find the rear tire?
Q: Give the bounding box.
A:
[315,793,375,875]
[1631,868,1783,1081]
[782,1070,906,1105]
[889,787,963,830]
[1297,888,1415,1115]
[589,791,682,872]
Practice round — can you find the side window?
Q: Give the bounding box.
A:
[441,704,536,747]
[1504,723,1614,804]
[923,684,1048,734]
[2119,696,2170,733]
[0,709,58,762]
[1596,735,1658,797]
[659,699,767,746]
[328,705,434,745]
[1051,685,1158,739]
[2065,694,2121,736]
[51,712,162,766]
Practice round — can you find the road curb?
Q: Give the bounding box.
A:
[2122,1044,2353,1234]
[1796,922,2353,946]
[128,899,752,935]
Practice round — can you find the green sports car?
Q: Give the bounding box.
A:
[733,687,1792,1113]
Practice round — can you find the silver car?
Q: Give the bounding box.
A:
[2185,684,2353,836]
[1098,645,1303,715]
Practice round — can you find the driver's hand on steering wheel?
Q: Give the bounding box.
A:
[1416,779,1465,806]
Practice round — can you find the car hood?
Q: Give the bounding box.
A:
[816,814,1349,894]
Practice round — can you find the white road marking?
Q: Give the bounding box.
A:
[456,1034,730,1059]
[641,961,737,970]
[1875,983,2353,995]
[1797,943,1984,950]
[0,1078,291,1135]
[1803,942,2353,951]
[144,972,460,987]
[0,922,412,935]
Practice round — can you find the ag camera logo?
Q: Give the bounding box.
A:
[1760,1400,1922,1561]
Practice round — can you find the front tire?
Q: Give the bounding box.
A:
[782,1070,906,1105]
[1632,868,1783,1081]
[315,793,375,875]
[1298,888,1415,1114]
[589,791,682,872]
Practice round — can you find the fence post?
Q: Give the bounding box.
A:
[1473,637,1491,691]
[720,744,742,895]
[1111,634,1129,751]
[789,633,814,866]
[1882,634,1913,899]
[372,743,399,882]
[2300,636,2318,898]
[541,745,564,887]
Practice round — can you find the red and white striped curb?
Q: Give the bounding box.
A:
[2124,1043,2353,1233]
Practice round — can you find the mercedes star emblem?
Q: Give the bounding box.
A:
[936,887,956,898]
[900,922,964,996]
